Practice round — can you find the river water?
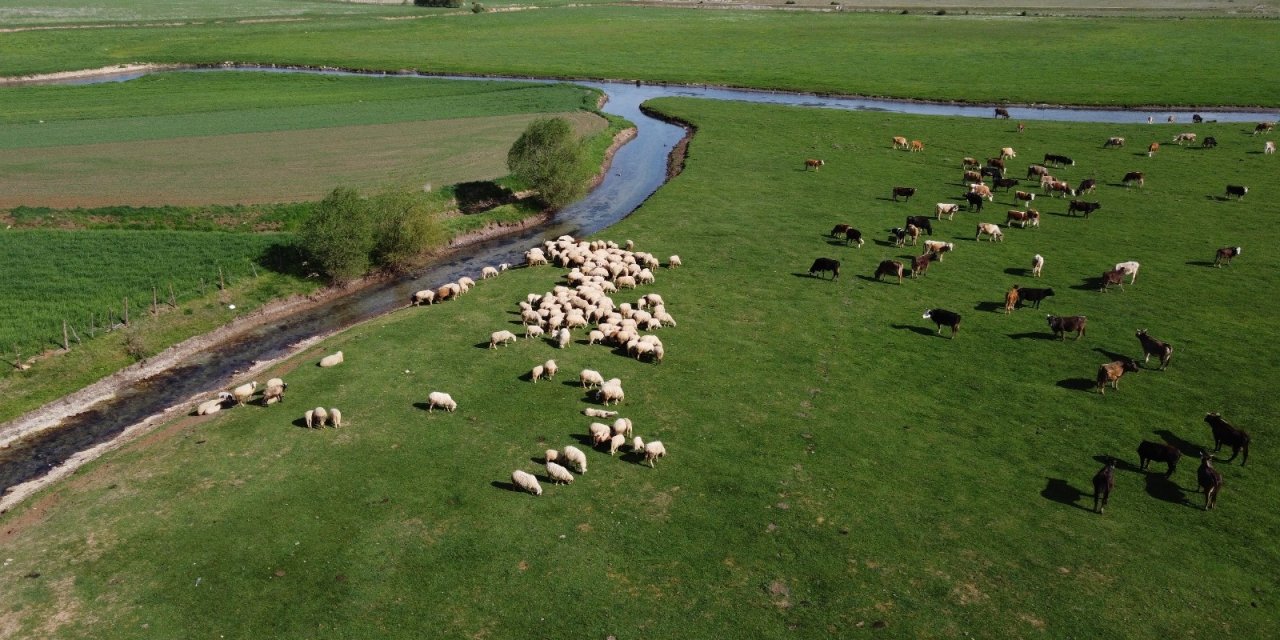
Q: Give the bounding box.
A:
[1,67,1275,496]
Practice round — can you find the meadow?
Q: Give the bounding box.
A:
[2,100,1276,638]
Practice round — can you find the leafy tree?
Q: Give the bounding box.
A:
[507,117,589,210]
[296,187,374,283]
[370,188,447,272]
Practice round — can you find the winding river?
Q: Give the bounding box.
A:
[1,67,1275,500]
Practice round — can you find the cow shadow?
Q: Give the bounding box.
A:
[1069,278,1104,291]
[1005,267,1032,277]
[974,301,1005,313]
[1144,473,1188,505]
[1056,378,1097,392]
[1093,454,1140,473]
[872,239,899,248]
[826,239,852,247]
[857,275,896,285]
[1041,478,1090,511]
[1185,260,1217,268]
[1106,182,1130,189]
[1131,151,1150,157]
[1093,347,1130,362]
[1206,195,1233,202]
[791,272,838,281]
[890,323,940,337]
[1008,331,1056,341]
[1045,211,1077,218]
[1154,429,1201,457]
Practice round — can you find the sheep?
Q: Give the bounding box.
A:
[427,391,457,412]
[668,255,682,268]
[196,397,227,416]
[582,407,618,418]
[490,330,518,349]
[319,351,344,368]
[329,408,343,428]
[525,325,545,340]
[644,440,667,468]
[530,364,545,383]
[541,359,557,379]
[589,422,613,446]
[499,262,511,272]
[609,434,627,456]
[612,417,634,438]
[599,381,625,406]
[556,328,572,349]
[546,461,575,485]
[562,445,588,473]
[545,449,559,463]
[411,289,435,306]
[633,436,645,452]
[580,369,605,388]
[262,379,287,405]
[481,266,499,279]
[304,408,316,428]
[311,406,329,428]
[232,381,258,406]
[512,470,543,496]
[588,329,605,345]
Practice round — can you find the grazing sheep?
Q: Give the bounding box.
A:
[1204,412,1250,465]
[1092,458,1116,514]
[580,369,605,388]
[262,380,287,405]
[1032,254,1044,278]
[525,325,545,340]
[319,351,344,368]
[530,364,545,382]
[588,329,605,345]
[490,330,518,349]
[499,262,511,271]
[599,381,625,406]
[543,359,558,379]
[583,407,617,418]
[411,289,435,306]
[312,406,329,428]
[562,445,588,473]
[545,449,559,463]
[481,266,499,279]
[612,417,633,438]
[589,422,613,446]
[608,434,627,456]
[232,381,258,406]
[557,328,572,349]
[1197,452,1223,510]
[427,391,457,412]
[668,255,682,268]
[644,440,667,468]
[546,461,575,485]
[512,470,543,496]
[329,408,343,428]
[304,408,316,428]
[633,436,645,452]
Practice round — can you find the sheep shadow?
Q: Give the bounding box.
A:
[1154,429,1201,457]
[1092,454,1140,473]
[1144,473,1189,505]
[620,450,648,466]
[1040,478,1091,511]
[291,417,314,429]
[473,342,493,350]
[890,323,941,338]
[1008,331,1056,341]
[569,433,595,447]
[1056,378,1097,392]
[1185,260,1217,268]
[974,301,1005,313]
[561,379,584,389]
[490,480,519,493]
[412,402,437,413]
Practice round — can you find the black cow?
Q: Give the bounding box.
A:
[874,259,904,284]
[808,258,841,280]
[1076,178,1098,194]
[892,186,917,202]
[1044,153,1075,168]
[1197,452,1224,510]
[981,165,1004,179]
[993,177,1019,191]
[1225,185,1248,200]
[1016,287,1054,309]
[1192,113,1204,124]
[829,223,851,237]
[844,227,864,247]
[1204,413,1250,465]
[922,308,961,338]
[1047,314,1087,340]
[963,191,986,212]
[1092,458,1116,514]
[1202,136,1217,148]
[1122,171,1145,187]
[994,107,1011,119]
[1138,441,1181,478]
[905,216,933,236]
[888,227,908,247]
[1067,200,1101,217]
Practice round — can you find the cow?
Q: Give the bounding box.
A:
[1197,452,1224,510]
[1099,268,1127,292]
[1047,180,1074,198]
[1225,185,1248,200]
[830,223,851,237]
[903,223,921,246]
[808,257,841,280]
[964,191,986,212]
[888,227,909,247]
[910,253,933,278]
[1204,413,1250,465]
[844,227,864,247]
[1014,190,1036,206]
[1267,141,1277,155]
[994,107,1011,119]
[1137,441,1181,478]
[1016,287,1053,308]
[922,240,954,259]
[1026,164,1050,178]
[1005,209,1040,228]
[1004,285,1019,314]
[935,203,960,220]
[976,223,1004,242]
[874,259,904,284]
[1067,200,1101,217]
[1096,359,1140,395]
[986,157,1006,171]
[891,186,917,202]
[969,183,994,201]
[1076,178,1098,195]
[963,170,984,184]
[1173,132,1197,145]
[1031,254,1044,278]
[1202,136,1217,149]
[1255,121,1276,135]
[1017,122,1025,133]
[1047,314,1087,340]
[922,308,961,338]
[993,177,1019,191]
[1044,153,1075,168]
[1092,458,1116,514]
[1135,329,1172,370]
[910,139,924,152]
[1103,136,1126,148]
[905,216,933,236]
[805,158,825,171]
[1192,113,1204,124]
[1000,146,1017,159]
[1147,142,1160,157]
[1122,171,1145,187]
[980,165,1004,180]
[1213,246,1242,267]
[892,136,909,150]
[962,156,981,169]
[1114,261,1140,284]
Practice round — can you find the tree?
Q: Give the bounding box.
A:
[507,117,589,210]
[296,187,374,283]
[370,188,447,272]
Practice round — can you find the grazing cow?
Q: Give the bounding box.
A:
[904,223,921,246]
[964,191,986,212]
[969,183,994,201]
[922,240,954,259]
[892,136,909,150]
[1147,142,1160,157]
[1225,185,1248,200]
[1204,413,1250,465]
[1003,285,1020,314]
[1266,141,1276,155]
[1103,136,1126,148]
[1076,178,1098,195]
[980,165,1004,180]
[1092,458,1116,514]
[993,177,1019,191]
[1043,153,1075,168]
[1192,113,1204,124]
[910,139,924,152]
[844,227,864,247]
[1135,329,1172,370]
[1031,254,1044,278]
[830,223,852,237]
[1026,164,1050,178]
[874,259,905,284]
[963,170,984,184]
[1014,190,1036,206]
[1017,122,1025,133]
[1197,452,1224,510]
[1113,261,1140,284]
[1000,147,1017,159]
[994,107,1010,119]
[1173,132,1197,145]
[962,156,981,169]
[892,186,917,202]
[1039,174,1057,190]
[1047,180,1074,198]
[976,223,1004,242]
[1122,171,1145,187]
[889,227,909,247]
[1005,209,1040,228]
[986,157,1006,171]
[1202,136,1217,149]
[1067,200,1101,217]
[910,253,934,278]
[1137,441,1181,478]
[1096,359,1140,395]
[809,257,841,280]
[922,308,961,338]
[935,203,960,220]
[1255,121,1276,134]
[1213,246,1242,267]
[905,216,934,236]
[805,158,825,171]
[1047,314,1087,340]
[1099,268,1127,292]
[1016,287,1053,308]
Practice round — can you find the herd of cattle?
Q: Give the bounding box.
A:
[806,113,1273,513]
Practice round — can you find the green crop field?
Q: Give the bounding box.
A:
[3,100,1277,638]
[0,0,420,26]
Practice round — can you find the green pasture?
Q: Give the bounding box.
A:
[3,100,1277,637]
[2,8,1279,107]
[0,0,421,26]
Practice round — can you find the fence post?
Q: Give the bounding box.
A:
[169,282,177,308]
[123,297,129,326]
[62,319,69,350]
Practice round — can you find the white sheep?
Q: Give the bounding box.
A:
[328,408,343,427]
[562,445,588,473]
[543,359,558,379]
[556,328,571,349]
[490,330,518,349]
[612,418,633,438]
[545,449,560,463]
[644,440,667,468]
[458,276,476,290]
[262,379,287,405]
[668,255,682,268]
[580,369,604,388]
[525,325,545,340]
[546,461,575,485]
[530,364,545,383]
[512,470,543,496]
[481,266,499,279]
[609,434,626,456]
[616,275,637,290]
[582,407,617,418]
[598,381,624,406]
[411,289,435,305]
[231,381,258,406]
[196,398,226,416]
[589,422,613,446]
[499,262,511,272]
[588,329,605,345]
[319,351,344,368]
[312,406,329,428]
[633,436,645,452]
[304,408,316,428]
[427,391,457,412]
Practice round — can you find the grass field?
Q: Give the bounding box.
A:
[0,0,421,26]
[2,100,1276,638]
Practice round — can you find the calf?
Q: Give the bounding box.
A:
[1076,178,1098,195]
[1067,200,1101,217]
[994,107,1011,119]
[1047,314,1086,340]
[1122,171,1145,187]
[1026,164,1050,178]
[969,183,994,201]
[976,223,1004,242]
[1031,253,1044,278]
[922,240,954,259]
[844,227,864,247]
[1225,185,1248,200]
[1000,146,1017,159]
[905,216,934,236]
[910,139,924,152]
[935,203,960,220]
[1202,136,1217,149]
[986,157,1006,171]
[1135,329,1172,370]
[889,227,909,247]
[922,308,961,338]
[962,156,981,169]
[910,253,934,278]
[808,257,841,280]
[1003,285,1019,314]
[1113,261,1140,284]
[1005,209,1040,228]
[993,177,1020,191]
[1213,246,1242,267]
[1014,190,1036,206]
[964,191,986,212]
[1137,441,1181,478]
[805,158,825,171]
[1096,359,1140,395]
[1099,268,1127,292]
[1044,153,1075,168]
[1197,452,1224,510]
[1092,458,1116,514]
[874,259,905,284]
[829,223,851,237]
[1103,136,1125,148]
[892,136,909,150]
[904,223,921,246]
[892,186,917,202]
[1204,413,1250,465]
[1147,142,1160,157]
[1266,140,1277,155]
[1016,287,1053,308]
[1173,132,1197,145]
[963,170,984,184]
[1255,121,1276,134]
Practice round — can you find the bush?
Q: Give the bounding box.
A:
[471,2,485,12]
[507,117,589,210]
[295,187,374,283]
[369,189,447,272]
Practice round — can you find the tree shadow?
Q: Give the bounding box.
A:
[1041,478,1090,511]
[1008,331,1056,341]
[1056,378,1097,392]
[1144,473,1188,505]
[890,323,940,337]
[256,243,309,278]
[1154,429,1201,457]
[974,301,1004,313]
[454,181,514,214]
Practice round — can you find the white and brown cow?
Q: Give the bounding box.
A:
[1006,209,1040,228]
[976,223,1004,242]
[935,203,961,220]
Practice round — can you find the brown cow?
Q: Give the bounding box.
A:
[1135,329,1173,370]
[909,139,924,152]
[962,156,981,169]
[910,253,934,278]
[875,260,905,284]
[1214,246,1242,267]
[935,203,960,220]
[893,136,909,150]
[1204,412,1250,465]
[1147,142,1160,157]
[1197,452,1224,510]
[1092,458,1116,514]
[1096,359,1140,395]
[963,170,984,184]
[994,107,1011,119]
[1173,132,1197,145]
[805,158,825,171]
[1047,314,1086,340]
[1253,121,1275,135]
[1004,285,1020,314]
[1100,268,1127,292]
[1005,209,1040,228]
[1122,171,1145,187]
[1103,136,1125,148]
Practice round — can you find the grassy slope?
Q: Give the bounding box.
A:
[0,9,1278,107]
[3,100,1277,638]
